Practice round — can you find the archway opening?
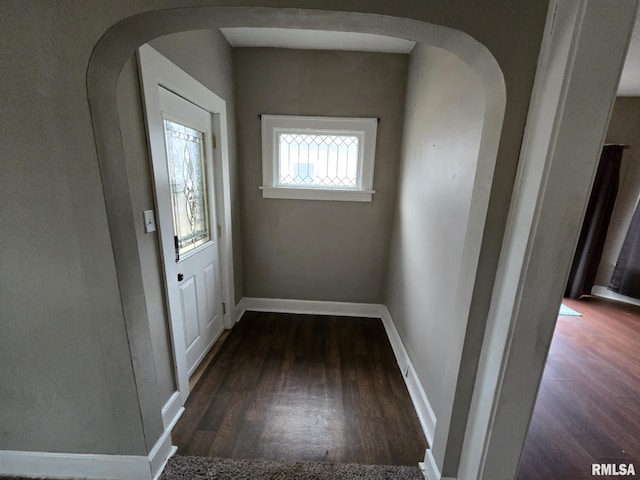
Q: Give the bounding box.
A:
[88,7,505,477]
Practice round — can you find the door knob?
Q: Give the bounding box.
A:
[178,273,184,281]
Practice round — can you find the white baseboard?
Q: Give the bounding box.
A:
[592,285,640,307]
[420,459,437,480]
[241,297,383,318]
[148,417,179,480]
[161,391,182,431]
[1,412,180,480]
[420,448,456,480]
[380,306,436,446]
[234,297,248,323]
[0,450,152,479]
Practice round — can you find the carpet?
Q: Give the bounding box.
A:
[160,456,425,480]
[0,457,425,480]
[559,303,581,316]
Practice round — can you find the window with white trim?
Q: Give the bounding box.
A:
[260,115,378,202]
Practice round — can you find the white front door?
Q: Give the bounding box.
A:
[154,87,224,376]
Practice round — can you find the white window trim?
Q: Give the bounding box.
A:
[260,115,378,202]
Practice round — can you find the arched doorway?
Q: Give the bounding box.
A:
[87,6,505,478]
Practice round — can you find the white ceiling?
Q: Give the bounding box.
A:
[220,27,415,54]
[221,25,640,95]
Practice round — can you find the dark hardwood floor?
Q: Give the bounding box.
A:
[172,311,427,465]
[518,296,640,480]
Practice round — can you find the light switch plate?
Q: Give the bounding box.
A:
[143,210,156,233]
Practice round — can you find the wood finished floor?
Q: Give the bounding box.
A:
[518,297,640,480]
[172,311,428,465]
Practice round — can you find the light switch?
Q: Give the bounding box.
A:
[143,210,156,233]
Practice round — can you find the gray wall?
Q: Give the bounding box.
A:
[385,44,485,467]
[234,48,407,302]
[0,2,148,456]
[0,0,549,460]
[595,97,640,288]
[117,57,177,407]
[114,29,240,409]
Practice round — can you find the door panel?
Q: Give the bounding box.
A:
[203,261,217,325]
[176,238,218,372]
[179,276,200,350]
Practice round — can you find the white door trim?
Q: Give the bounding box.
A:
[137,44,236,406]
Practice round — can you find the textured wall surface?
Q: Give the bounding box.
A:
[117,56,177,408]
[385,43,485,468]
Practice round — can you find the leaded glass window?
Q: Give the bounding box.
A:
[278,133,359,188]
[261,115,378,202]
[163,119,210,257]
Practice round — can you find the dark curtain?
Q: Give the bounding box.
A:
[609,198,640,298]
[565,145,623,299]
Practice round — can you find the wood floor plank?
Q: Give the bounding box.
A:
[517,297,640,479]
[172,311,427,465]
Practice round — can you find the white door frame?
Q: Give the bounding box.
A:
[137,44,236,416]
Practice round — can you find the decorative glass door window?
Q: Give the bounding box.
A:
[261,115,378,202]
[163,119,210,257]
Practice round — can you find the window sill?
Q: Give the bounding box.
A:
[259,186,374,202]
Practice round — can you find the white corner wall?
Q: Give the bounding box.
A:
[385,43,486,474]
